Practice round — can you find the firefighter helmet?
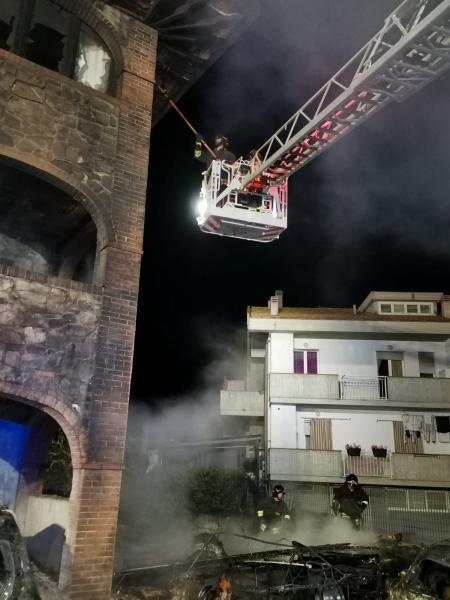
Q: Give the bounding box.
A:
[273,484,285,496]
[214,135,229,148]
[345,474,358,484]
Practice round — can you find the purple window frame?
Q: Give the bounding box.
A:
[294,350,318,374]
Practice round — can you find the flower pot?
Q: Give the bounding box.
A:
[372,448,387,458]
[346,448,361,457]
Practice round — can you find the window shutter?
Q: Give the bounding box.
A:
[310,418,332,450]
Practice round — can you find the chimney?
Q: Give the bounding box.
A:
[270,295,279,316]
[441,295,450,318]
[275,289,283,309]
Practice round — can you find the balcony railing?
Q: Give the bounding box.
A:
[220,390,264,416]
[270,373,450,406]
[269,448,343,480]
[270,373,339,399]
[391,453,450,483]
[269,449,450,485]
[344,452,392,478]
[339,376,387,400]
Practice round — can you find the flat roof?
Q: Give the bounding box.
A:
[248,306,450,323]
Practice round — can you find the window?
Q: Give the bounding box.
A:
[74,23,112,93]
[377,301,434,315]
[393,304,405,314]
[1,0,114,95]
[294,350,318,374]
[296,416,311,449]
[0,0,17,51]
[26,0,71,73]
[419,351,435,378]
[377,351,404,377]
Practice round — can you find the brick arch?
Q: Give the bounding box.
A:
[0,147,115,258]
[0,384,87,469]
[54,0,125,91]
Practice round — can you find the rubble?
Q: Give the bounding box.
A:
[114,533,429,600]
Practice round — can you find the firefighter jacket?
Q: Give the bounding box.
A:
[194,141,236,168]
[256,496,292,527]
[333,484,369,520]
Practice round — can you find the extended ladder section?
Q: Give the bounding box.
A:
[197,0,450,242]
[241,0,450,188]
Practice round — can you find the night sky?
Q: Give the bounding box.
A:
[131,0,450,401]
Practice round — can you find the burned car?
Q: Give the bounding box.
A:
[0,507,39,599]
[115,535,422,600]
[387,540,450,600]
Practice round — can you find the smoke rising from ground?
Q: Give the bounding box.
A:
[116,327,249,569]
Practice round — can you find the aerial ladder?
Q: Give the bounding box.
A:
[196,0,450,242]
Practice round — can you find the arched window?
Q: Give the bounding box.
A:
[0,0,114,95]
[0,161,98,284]
[74,23,113,94]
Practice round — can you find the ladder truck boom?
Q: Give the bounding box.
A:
[243,0,450,187]
[197,0,450,242]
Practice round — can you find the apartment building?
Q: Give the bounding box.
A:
[220,291,450,541]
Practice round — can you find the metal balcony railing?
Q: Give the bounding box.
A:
[339,376,388,400]
[344,451,393,478]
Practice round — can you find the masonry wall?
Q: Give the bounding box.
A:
[0,1,157,597]
[0,271,101,414]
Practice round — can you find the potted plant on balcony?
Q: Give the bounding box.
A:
[371,444,387,458]
[345,443,361,457]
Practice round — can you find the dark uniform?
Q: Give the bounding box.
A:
[333,474,369,528]
[256,485,292,534]
[194,134,236,168]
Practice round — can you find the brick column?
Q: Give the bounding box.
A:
[67,18,157,600]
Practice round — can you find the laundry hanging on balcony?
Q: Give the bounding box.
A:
[401,414,424,442]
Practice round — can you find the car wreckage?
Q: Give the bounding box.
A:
[114,534,450,600]
[0,507,39,599]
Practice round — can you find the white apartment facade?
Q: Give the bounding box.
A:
[220,291,450,541]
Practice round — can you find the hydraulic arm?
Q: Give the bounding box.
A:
[234,0,450,191]
[197,0,450,242]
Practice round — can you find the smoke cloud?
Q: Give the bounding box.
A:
[116,327,248,570]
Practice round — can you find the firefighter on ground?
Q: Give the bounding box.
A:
[332,474,369,529]
[194,134,236,167]
[256,484,292,535]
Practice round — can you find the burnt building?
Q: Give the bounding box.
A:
[0,0,260,598]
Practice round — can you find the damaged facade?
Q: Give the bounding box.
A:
[0,0,262,597]
[221,291,450,542]
[0,0,156,597]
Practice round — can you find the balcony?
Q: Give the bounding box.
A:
[269,373,450,407]
[390,453,450,484]
[340,376,450,406]
[268,449,450,487]
[268,448,343,481]
[270,373,339,400]
[220,389,264,416]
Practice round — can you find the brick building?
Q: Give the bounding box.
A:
[0,0,262,596]
[0,0,156,597]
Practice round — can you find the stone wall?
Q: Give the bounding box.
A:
[0,1,157,597]
[0,54,119,214]
[0,273,101,415]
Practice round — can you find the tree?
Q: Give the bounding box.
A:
[188,467,247,516]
